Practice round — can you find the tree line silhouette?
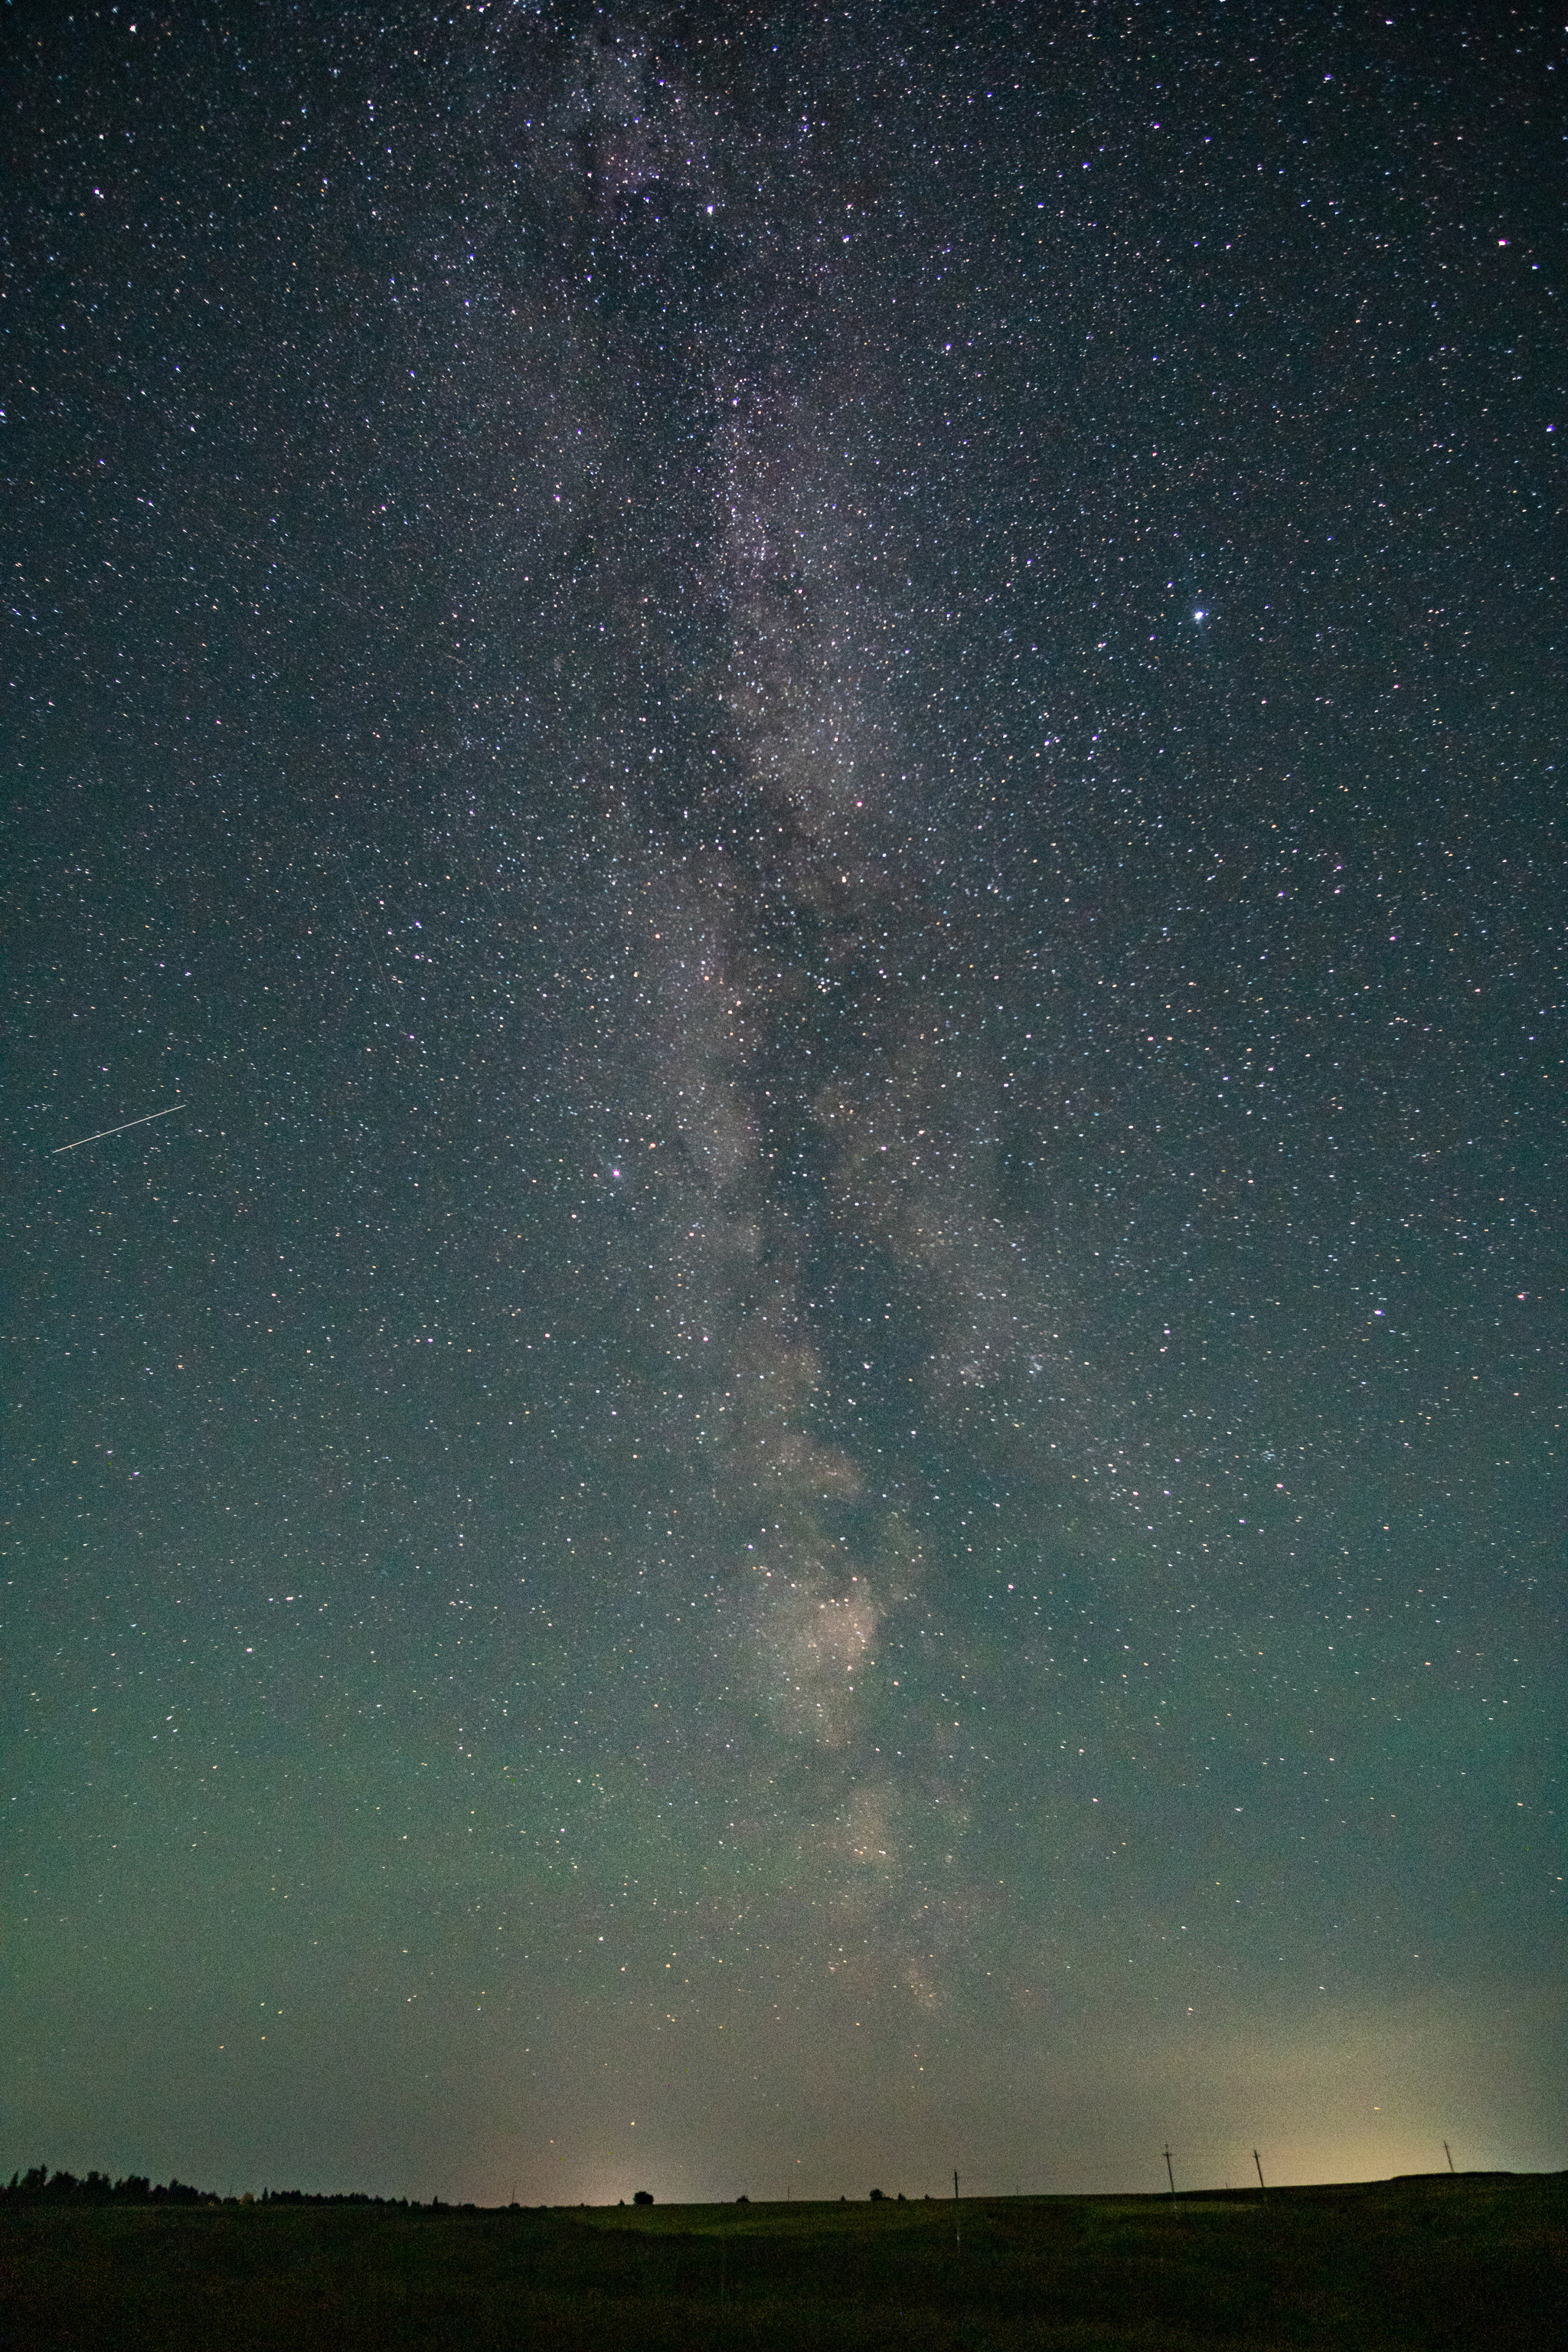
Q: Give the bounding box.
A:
[1,2167,430,2209]
[3,2168,207,2206]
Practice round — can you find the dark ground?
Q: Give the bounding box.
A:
[1,2173,1562,2350]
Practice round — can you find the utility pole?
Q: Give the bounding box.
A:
[1164,2146,1176,2199]
[1253,2151,1266,2193]
[953,2169,961,2253]
[1444,2141,1455,2175]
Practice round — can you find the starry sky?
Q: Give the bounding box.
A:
[5,0,1563,2205]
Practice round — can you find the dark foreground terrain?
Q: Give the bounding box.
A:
[2,2173,1562,2350]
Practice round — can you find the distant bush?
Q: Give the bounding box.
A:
[736,2194,749,2204]
[632,2189,653,2207]
[868,2188,884,2202]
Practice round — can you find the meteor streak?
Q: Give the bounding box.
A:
[50,1103,188,1155]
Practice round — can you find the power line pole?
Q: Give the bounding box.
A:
[1163,2146,1176,2199]
[953,2170,961,2253]
[1444,2141,1455,2175]
[1253,2150,1266,2193]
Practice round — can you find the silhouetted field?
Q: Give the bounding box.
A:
[2,2173,1562,2350]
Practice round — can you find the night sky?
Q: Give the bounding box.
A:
[5,1,1563,2206]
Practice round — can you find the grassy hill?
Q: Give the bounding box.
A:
[2,2172,1561,2349]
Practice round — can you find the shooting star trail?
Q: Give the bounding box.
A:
[51,1103,188,1155]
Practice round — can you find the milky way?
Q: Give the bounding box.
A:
[449,13,1152,1995]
